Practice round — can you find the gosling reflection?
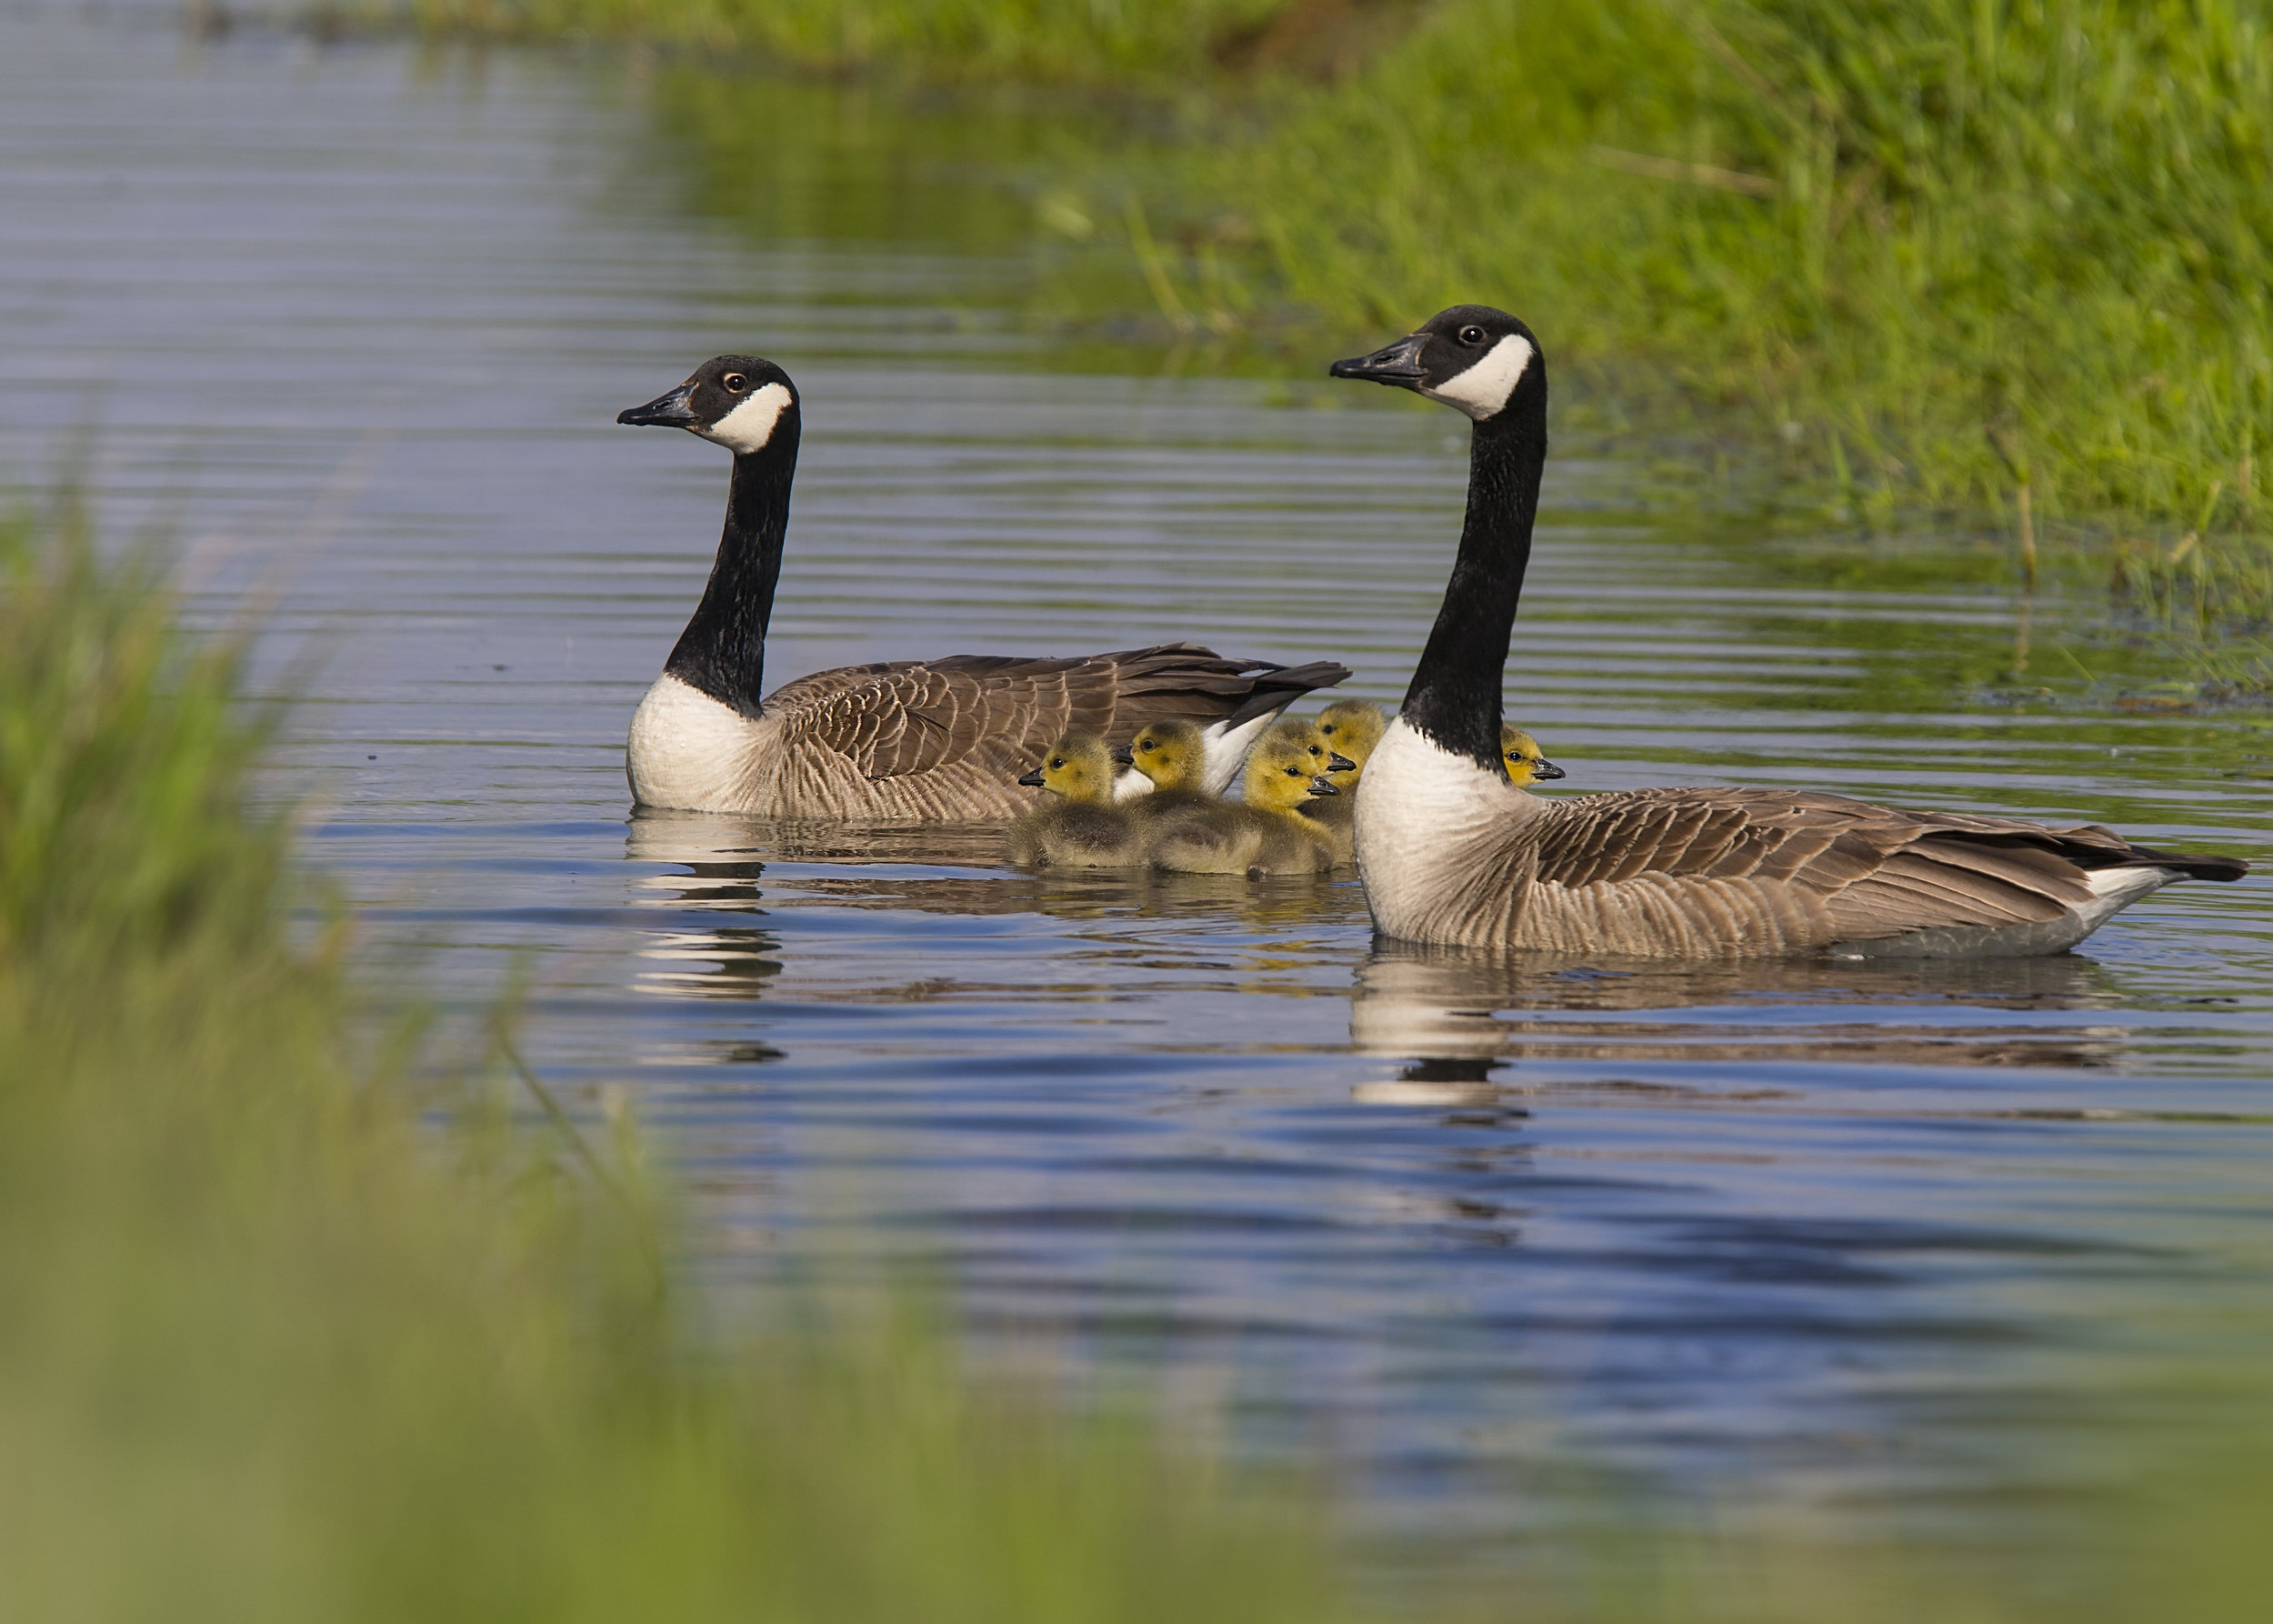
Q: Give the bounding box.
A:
[1351,939,2133,1077]
[627,808,1367,934]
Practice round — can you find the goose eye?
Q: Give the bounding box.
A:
[1457,325,1486,346]
[1138,738,1154,751]
[723,373,747,393]
[1049,757,1066,769]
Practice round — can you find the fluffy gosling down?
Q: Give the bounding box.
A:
[1148,735,1337,877]
[1007,733,1144,867]
[1116,718,1220,829]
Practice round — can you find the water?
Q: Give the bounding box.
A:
[5,3,2271,1537]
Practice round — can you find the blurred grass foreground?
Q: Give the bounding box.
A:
[397,0,2273,566]
[0,499,1347,1623]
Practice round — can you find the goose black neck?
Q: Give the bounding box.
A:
[664,423,800,717]
[1400,387,1547,771]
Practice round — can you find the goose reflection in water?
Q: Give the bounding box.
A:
[625,811,786,1001]
[1348,940,2135,1108]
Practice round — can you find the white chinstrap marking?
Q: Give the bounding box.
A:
[626,672,760,812]
[697,382,794,455]
[1421,334,1535,421]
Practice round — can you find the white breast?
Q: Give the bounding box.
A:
[1353,717,1533,941]
[626,672,762,811]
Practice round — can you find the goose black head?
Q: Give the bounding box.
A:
[1328,306,1541,424]
[618,356,800,455]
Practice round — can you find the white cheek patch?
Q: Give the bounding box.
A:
[1420,334,1534,421]
[698,382,794,454]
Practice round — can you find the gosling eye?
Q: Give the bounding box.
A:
[1049,757,1066,769]
[723,373,748,393]
[1138,738,1155,752]
[1457,324,1486,346]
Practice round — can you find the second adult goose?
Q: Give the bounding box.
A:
[1330,306,2247,957]
[618,356,1349,818]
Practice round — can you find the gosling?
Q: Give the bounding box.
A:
[1300,699,1388,867]
[1502,725,1566,787]
[1007,732,1145,867]
[1117,718,1220,830]
[1315,699,1387,766]
[1266,714,1343,777]
[1147,734,1337,877]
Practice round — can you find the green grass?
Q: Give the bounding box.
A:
[1211,1,2273,534]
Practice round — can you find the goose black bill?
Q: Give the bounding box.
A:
[1327,333,1427,388]
[1307,776,1338,797]
[1531,758,1567,781]
[1109,744,1135,767]
[617,383,700,427]
[1016,767,1046,787]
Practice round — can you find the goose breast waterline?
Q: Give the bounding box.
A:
[1329,306,2247,957]
[618,355,1350,819]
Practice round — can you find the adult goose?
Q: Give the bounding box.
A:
[617,356,1349,818]
[1329,307,2247,957]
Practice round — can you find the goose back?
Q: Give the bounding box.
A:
[630,644,1348,819]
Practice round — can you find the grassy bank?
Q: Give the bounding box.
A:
[395,0,2273,572]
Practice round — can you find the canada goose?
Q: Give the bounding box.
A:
[1006,732,1145,867]
[1147,734,1338,877]
[1115,718,1222,829]
[1502,726,1564,786]
[618,356,1349,818]
[1330,306,2248,957]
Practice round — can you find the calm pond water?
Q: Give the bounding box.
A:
[6,2,2271,1539]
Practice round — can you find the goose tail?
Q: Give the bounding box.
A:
[2118,846,2250,883]
[1218,659,1352,730]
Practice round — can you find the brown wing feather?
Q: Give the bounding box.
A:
[766,645,1348,782]
[1524,787,2218,947]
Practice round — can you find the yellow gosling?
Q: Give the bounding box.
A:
[1118,718,1219,830]
[1265,715,1339,777]
[1314,699,1387,767]
[1007,732,1144,867]
[1301,699,1387,867]
[1501,725,1566,787]
[1147,735,1337,877]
